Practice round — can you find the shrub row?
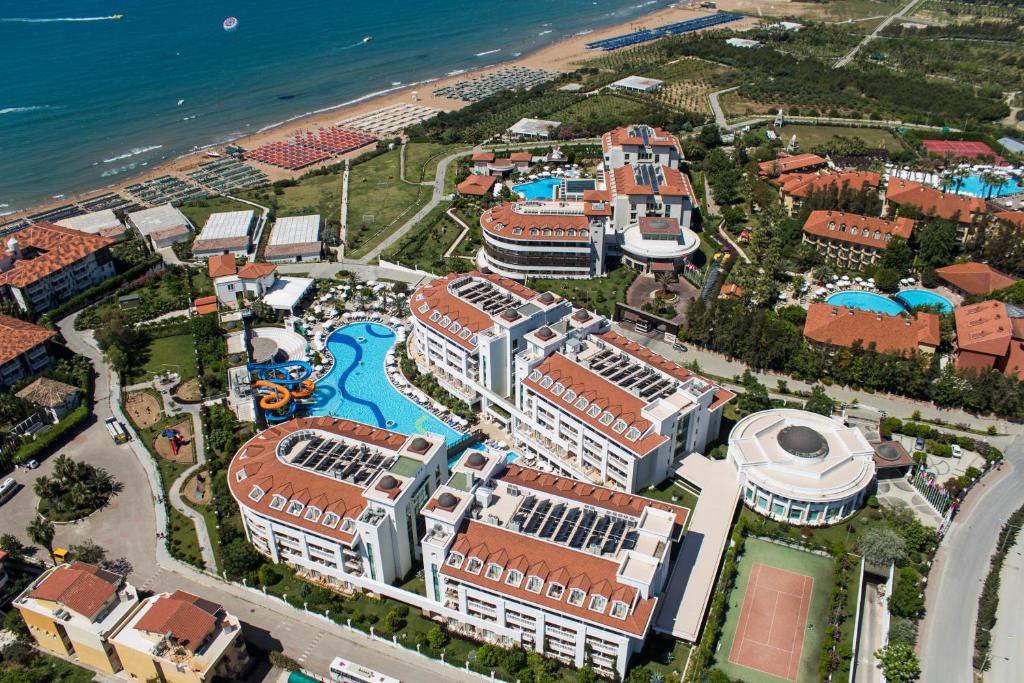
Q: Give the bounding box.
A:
[40,255,162,326]
[10,405,90,465]
[973,503,1024,671]
[686,520,746,681]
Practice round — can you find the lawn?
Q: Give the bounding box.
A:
[527,266,638,318]
[776,124,904,152]
[404,143,468,183]
[345,148,430,258]
[382,203,470,274]
[126,333,197,384]
[642,478,700,521]
[713,538,835,683]
[178,195,252,230]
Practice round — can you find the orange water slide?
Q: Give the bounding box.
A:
[290,379,316,398]
[254,380,291,410]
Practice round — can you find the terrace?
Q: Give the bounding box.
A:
[452,278,529,318]
[578,342,678,402]
[281,431,398,488]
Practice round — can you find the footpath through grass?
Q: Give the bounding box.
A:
[346,148,430,258]
[714,537,834,683]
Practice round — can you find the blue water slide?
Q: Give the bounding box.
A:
[247,360,313,385]
[265,401,297,422]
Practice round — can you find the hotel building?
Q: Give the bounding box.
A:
[801,210,915,269]
[420,449,689,679]
[0,314,56,387]
[228,417,449,590]
[768,169,881,215]
[884,178,986,242]
[0,222,115,314]
[410,271,733,492]
[477,125,699,279]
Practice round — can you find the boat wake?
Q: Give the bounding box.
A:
[0,105,61,115]
[101,145,163,164]
[0,15,121,23]
[538,29,553,36]
[475,49,501,57]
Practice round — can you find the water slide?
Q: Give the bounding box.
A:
[249,360,315,420]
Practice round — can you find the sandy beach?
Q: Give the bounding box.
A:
[5,4,757,223]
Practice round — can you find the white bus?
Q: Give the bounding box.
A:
[0,478,18,505]
[328,657,400,683]
[105,417,130,444]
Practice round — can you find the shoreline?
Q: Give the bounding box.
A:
[4,4,757,223]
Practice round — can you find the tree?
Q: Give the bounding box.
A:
[880,236,913,276]
[67,539,106,565]
[426,626,449,650]
[890,567,925,618]
[577,665,599,683]
[0,534,28,561]
[856,526,907,567]
[914,219,957,267]
[804,385,835,416]
[875,642,921,682]
[26,515,55,561]
[382,609,405,634]
[874,267,902,293]
[222,539,263,579]
[656,270,676,297]
[4,609,31,642]
[476,643,502,668]
[736,370,772,415]
[888,616,918,645]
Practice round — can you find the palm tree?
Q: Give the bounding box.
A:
[69,482,90,509]
[656,270,676,297]
[52,454,74,482]
[33,475,54,501]
[27,515,55,562]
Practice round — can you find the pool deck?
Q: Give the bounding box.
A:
[821,286,958,316]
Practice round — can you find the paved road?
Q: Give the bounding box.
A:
[919,436,1024,682]
[27,313,476,683]
[708,86,740,128]
[854,581,885,683]
[988,543,1024,681]
[834,0,925,68]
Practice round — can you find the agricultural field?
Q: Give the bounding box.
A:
[553,94,659,131]
[714,0,902,23]
[646,57,736,113]
[345,148,429,258]
[915,0,1024,23]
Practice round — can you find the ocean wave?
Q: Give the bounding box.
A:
[475,49,501,57]
[538,29,553,36]
[0,105,61,115]
[0,16,121,23]
[101,145,163,164]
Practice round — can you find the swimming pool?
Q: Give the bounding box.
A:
[307,322,462,445]
[956,174,1023,199]
[513,178,561,200]
[894,289,953,313]
[825,291,906,316]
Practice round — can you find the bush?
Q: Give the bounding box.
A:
[889,617,918,646]
[12,405,89,464]
[268,651,301,672]
[258,564,281,586]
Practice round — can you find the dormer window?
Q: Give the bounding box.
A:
[429,310,441,322]
[304,506,321,523]
[341,518,356,533]
[575,398,589,410]
[446,552,465,568]
[286,500,304,516]
[525,576,543,593]
[874,230,881,239]
[540,376,554,389]
[567,229,576,237]
[626,427,642,442]
[485,563,503,580]
[529,369,543,382]
[322,512,340,528]
[450,322,462,334]
[567,589,586,607]
[580,229,588,238]
[564,390,577,402]
[506,570,523,587]
[587,405,601,418]
[613,419,628,433]
[850,227,858,236]
[589,595,608,613]
[248,485,264,502]
[269,494,287,510]
[552,383,565,396]
[460,328,472,340]
[236,469,248,482]
[610,601,628,619]
[530,228,539,236]
[546,583,564,600]
[599,412,614,426]
[466,558,483,574]
[441,316,451,327]
[828,222,836,231]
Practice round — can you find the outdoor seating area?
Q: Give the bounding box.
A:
[245,141,332,170]
[291,127,378,154]
[339,104,441,136]
[433,67,560,102]
[186,157,268,194]
[125,174,207,206]
[585,11,742,51]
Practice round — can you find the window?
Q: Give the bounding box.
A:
[304,506,321,522]
[626,427,642,442]
[580,229,588,238]
[269,494,287,510]
[567,229,576,237]
[610,601,628,619]
[466,557,484,574]
[612,419,628,433]
[599,412,614,426]
[552,383,565,396]
[506,570,523,587]
[530,228,539,236]
[287,500,304,516]
[564,390,577,402]
[850,227,858,236]
[540,376,554,389]
[546,583,564,600]
[575,398,589,410]
[525,576,543,593]
[486,563,503,580]
[828,222,836,231]
[587,405,601,418]
[446,553,465,568]
[341,518,356,533]
[322,512,340,528]
[430,310,442,322]
[441,316,451,327]
[450,322,462,334]
[529,369,543,382]
[589,595,607,613]
[236,469,248,482]
[248,486,264,502]
[567,589,586,607]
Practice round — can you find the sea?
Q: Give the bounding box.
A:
[1,0,667,213]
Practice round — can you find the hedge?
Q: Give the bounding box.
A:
[40,255,162,326]
[11,405,90,464]
[973,503,1024,671]
[686,521,746,681]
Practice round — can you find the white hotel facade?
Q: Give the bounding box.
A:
[409,271,733,493]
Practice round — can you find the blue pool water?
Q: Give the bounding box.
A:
[506,451,519,464]
[894,289,953,313]
[307,322,462,445]
[514,178,561,200]
[956,174,1023,198]
[825,291,907,317]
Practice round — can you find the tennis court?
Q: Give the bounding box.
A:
[715,538,834,683]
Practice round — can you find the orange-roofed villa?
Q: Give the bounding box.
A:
[953,300,1024,380]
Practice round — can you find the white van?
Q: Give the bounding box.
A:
[0,478,17,505]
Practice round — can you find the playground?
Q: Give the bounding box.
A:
[173,378,202,403]
[715,538,834,683]
[250,360,315,423]
[182,468,212,506]
[124,390,163,429]
[154,417,195,464]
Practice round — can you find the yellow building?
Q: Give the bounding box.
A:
[109,590,250,682]
[14,562,140,674]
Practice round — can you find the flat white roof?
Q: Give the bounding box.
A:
[127,204,191,235]
[508,117,562,136]
[610,76,664,91]
[270,215,320,246]
[200,210,255,240]
[56,209,122,234]
[263,276,314,310]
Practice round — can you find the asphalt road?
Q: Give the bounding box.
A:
[834,0,926,68]
[919,436,1024,682]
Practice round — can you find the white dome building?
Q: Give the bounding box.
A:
[619,216,699,274]
[728,408,876,525]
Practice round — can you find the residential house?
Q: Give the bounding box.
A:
[935,262,1016,297]
[883,179,986,242]
[770,170,881,215]
[953,300,1024,379]
[757,153,828,178]
[16,377,82,422]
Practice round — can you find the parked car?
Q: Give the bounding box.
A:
[23,459,39,470]
[914,437,926,452]
[952,444,962,458]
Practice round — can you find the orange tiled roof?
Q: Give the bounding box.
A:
[471,151,495,162]
[134,591,221,652]
[207,254,237,278]
[0,222,112,289]
[772,170,881,199]
[884,179,986,224]
[457,175,497,197]
[611,165,694,198]
[441,520,657,637]
[719,283,744,298]
[995,211,1024,228]
[935,262,1016,296]
[509,152,533,162]
[0,314,55,366]
[602,125,681,154]
[30,562,121,620]
[954,300,1014,356]
[803,210,914,249]
[757,153,828,177]
[228,417,409,545]
[237,262,277,279]
[481,203,590,242]
[804,304,940,354]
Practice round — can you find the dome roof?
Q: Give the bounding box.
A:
[777,425,829,459]
[501,309,520,321]
[875,442,901,462]
[378,475,399,490]
[437,492,459,510]
[466,452,487,468]
[538,292,555,304]
[572,309,591,322]
[536,326,554,341]
[409,437,430,453]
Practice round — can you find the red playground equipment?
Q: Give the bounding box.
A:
[161,428,183,455]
